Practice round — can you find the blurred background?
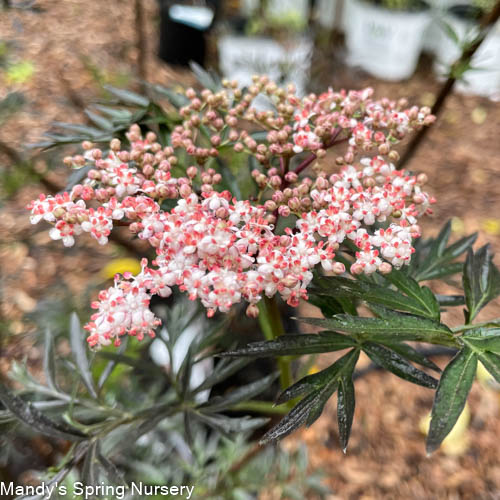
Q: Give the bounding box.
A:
[1,0,500,498]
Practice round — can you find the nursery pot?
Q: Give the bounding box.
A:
[218,34,313,97]
[158,0,219,67]
[344,0,431,80]
[434,6,500,98]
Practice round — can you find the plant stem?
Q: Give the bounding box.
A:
[451,318,500,333]
[293,127,343,177]
[229,400,289,415]
[257,296,293,390]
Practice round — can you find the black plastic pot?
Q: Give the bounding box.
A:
[158,0,220,67]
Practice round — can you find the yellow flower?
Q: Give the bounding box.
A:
[481,219,500,236]
[419,403,470,456]
[101,258,141,279]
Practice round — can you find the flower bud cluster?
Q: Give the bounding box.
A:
[28,79,436,349]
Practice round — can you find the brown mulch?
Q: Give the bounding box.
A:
[1,2,499,499]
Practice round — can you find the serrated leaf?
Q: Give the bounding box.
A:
[298,314,456,347]
[276,349,359,405]
[200,372,278,412]
[103,85,150,107]
[362,342,438,388]
[379,341,441,372]
[0,384,86,441]
[426,347,477,454]
[462,328,500,354]
[307,294,351,317]
[416,262,465,281]
[263,350,359,443]
[476,351,500,383]
[313,272,439,319]
[305,379,339,427]
[221,332,357,358]
[43,328,59,392]
[411,221,476,282]
[259,391,320,443]
[69,313,97,399]
[337,375,355,452]
[383,270,440,320]
[463,245,500,322]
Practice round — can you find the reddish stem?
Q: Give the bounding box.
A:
[293,127,343,177]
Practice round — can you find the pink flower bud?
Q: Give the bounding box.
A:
[333,262,346,274]
[246,304,259,318]
[379,262,392,274]
[179,184,192,198]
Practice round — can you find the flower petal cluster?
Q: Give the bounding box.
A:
[27,79,436,349]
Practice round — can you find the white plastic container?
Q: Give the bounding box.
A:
[344,0,431,80]
[434,14,500,98]
[218,35,313,97]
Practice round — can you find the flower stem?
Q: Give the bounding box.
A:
[257,296,293,390]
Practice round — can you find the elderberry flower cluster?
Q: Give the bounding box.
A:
[28,77,435,348]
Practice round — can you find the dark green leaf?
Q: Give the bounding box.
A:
[313,272,439,319]
[221,332,357,358]
[259,391,320,443]
[276,349,359,405]
[69,313,97,399]
[305,379,339,427]
[363,342,438,388]
[0,384,86,441]
[337,375,355,453]
[426,347,477,454]
[263,350,359,443]
[298,314,456,347]
[462,328,500,354]
[308,294,353,317]
[415,262,465,281]
[410,221,476,282]
[379,341,441,372]
[477,352,500,383]
[383,270,440,320]
[463,245,500,321]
